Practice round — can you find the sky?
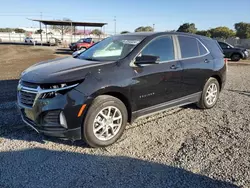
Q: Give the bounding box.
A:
[0,0,250,34]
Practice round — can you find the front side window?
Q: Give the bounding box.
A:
[78,36,144,61]
[141,36,175,62]
[83,38,92,43]
[218,42,229,49]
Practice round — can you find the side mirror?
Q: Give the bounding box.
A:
[135,55,160,66]
[72,49,86,57]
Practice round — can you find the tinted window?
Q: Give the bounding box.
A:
[201,39,224,58]
[84,38,92,43]
[198,41,208,55]
[218,42,228,49]
[141,36,174,62]
[178,36,199,58]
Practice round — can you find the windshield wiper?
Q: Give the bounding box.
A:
[82,57,100,61]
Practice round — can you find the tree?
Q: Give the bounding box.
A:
[196,30,211,37]
[0,28,13,32]
[90,29,103,36]
[14,28,26,33]
[35,29,43,34]
[209,27,235,39]
[50,18,73,40]
[120,31,130,34]
[135,26,153,32]
[177,23,197,34]
[234,22,250,39]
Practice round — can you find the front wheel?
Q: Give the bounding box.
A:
[197,77,220,109]
[231,53,241,61]
[83,95,128,148]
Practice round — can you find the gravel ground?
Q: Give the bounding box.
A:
[0,45,250,188]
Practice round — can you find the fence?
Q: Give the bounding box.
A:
[218,38,250,49]
[0,32,108,43]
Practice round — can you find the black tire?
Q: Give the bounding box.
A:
[231,53,241,61]
[197,77,220,109]
[83,95,128,148]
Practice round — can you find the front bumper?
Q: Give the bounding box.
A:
[243,51,249,59]
[18,88,88,141]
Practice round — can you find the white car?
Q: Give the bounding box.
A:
[24,37,37,43]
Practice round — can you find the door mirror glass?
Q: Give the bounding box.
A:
[135,55,160,65]
[72,49,86,57]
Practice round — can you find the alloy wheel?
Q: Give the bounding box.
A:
[93,106,122,141]
[205,83,218,106]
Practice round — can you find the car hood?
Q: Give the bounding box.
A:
[233,47,247,51]
[21,57,111,84]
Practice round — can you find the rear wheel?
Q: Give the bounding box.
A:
[197,77,220,109]
[231,53,241,61]
[83,95,128,148]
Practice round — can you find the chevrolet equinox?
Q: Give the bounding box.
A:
[17,32,227,147]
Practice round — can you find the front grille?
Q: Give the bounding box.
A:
[20,81,39,89]
[19,90,37,107]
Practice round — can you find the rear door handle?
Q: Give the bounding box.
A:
[204,59,210,63]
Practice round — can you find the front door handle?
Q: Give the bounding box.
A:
[204,59,210,63]
[170,65,179,69]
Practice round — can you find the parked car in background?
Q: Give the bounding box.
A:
[218,41,249,61]
[18,32,226,147]
[24,37,37,43]
[72,41,100,57]
[69,38,95,51]
[48,37,62,45]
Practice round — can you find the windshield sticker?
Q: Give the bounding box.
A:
[121,40,140,45]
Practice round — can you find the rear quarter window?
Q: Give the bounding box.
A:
[200,38,224,58]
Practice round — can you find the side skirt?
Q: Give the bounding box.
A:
[131,92,201,122]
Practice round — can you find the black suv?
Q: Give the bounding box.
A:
[18,32,227,147]
[218,41,249,61]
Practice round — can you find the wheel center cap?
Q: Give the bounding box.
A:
[106,118,112,125]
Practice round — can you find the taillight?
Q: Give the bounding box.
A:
[224,58,228,64]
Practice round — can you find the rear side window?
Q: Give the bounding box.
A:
[178,36,209,58]
[141,36,174,62]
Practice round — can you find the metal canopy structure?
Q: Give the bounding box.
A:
[29,18,107,43]
[30,19,107,27]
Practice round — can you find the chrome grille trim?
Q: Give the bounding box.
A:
[17,82,79,107]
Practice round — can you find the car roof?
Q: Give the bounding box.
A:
[117,32,210,40]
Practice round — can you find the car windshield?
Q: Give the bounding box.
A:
[78,35,144,61]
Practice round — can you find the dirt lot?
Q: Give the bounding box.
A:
[0,45,250,188]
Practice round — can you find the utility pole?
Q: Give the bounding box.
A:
[114,16,116,35]
[40,12,43,45]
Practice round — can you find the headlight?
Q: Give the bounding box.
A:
[39,80,83,99]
